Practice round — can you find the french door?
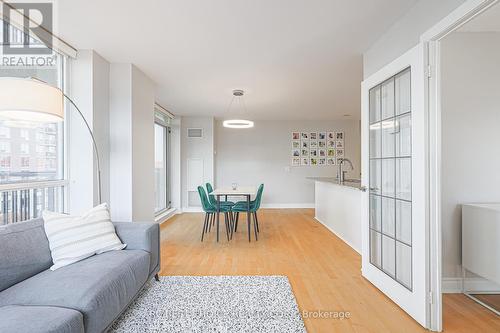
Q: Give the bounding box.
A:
[361,43,429,328]
[154,116,171,215]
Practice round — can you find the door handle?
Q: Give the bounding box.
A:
[360,186,367,192]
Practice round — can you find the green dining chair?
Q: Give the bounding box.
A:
[197,186,233,242]
[231,184,264,241]
[206,183,235,207]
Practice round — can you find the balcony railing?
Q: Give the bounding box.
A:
[0,180,67,225]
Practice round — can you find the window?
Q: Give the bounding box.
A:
[20,143,30,154]
[0,22,65,184]
[0,95,64,185]
[0,18,67,224]
[20,157,30,168]
[20,129,29,140]
[0,142,11,153]
[154,111,171,215]
[0,127,10,138]
[0,157,11,168]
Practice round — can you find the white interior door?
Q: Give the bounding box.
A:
[361,43,429,328]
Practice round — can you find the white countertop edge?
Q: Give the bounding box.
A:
[462,203,500,212]
[308,177,362,191]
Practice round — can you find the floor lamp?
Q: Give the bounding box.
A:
[0,77,102,204]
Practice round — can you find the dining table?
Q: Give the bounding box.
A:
[211,186,256,242]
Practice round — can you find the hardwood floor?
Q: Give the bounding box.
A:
[159,209,500,332]
[469,294,500,314]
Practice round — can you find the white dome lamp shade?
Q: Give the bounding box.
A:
[0,77,64,123]
[223,89,254,129]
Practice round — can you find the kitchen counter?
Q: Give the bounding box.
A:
[309,177,362,253]
[307,177,362,190]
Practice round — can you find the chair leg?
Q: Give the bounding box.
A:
[224,213,230,241]
[254,212,260,233]
[229,212,234,239]
[216,212,220,242]
[247,212,251,242]
[208,213,214,232]
[252,212,258,241]
[234,212,239,232]
[201,213,209,242]
[206,213,211,234]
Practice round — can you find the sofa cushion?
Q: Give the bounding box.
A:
[43,203,126,270]
[0,305,84,333]
[0,218,52,292]
[0,250,150,333]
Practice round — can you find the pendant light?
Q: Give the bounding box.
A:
[223,89,254,129]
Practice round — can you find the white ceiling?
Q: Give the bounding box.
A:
[56,0,417,120]
[458,3,500,32]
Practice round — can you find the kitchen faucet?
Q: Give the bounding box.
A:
[338,158,354,183]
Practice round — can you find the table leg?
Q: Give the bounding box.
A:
[217,195,220,242]
[247,194,251,242]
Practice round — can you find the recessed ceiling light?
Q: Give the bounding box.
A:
[223,119,254,129]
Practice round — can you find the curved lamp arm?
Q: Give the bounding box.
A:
[63,93,102,204]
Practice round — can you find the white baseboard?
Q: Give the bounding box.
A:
[156,208,179,224]
[261,203,315,209]
[180,204,314,211]
[442,277,500,293]
[181,207,204,213]
[442,278,463,293]
[314,216,361,254]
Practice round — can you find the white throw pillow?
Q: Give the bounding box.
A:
[42,203,126,270]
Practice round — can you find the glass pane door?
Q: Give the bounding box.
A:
[362,43,428,328]
[154,123,170,213]
[369,68,412,289]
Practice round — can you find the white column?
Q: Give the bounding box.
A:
[109,64,156,222]
[68,50,110,214]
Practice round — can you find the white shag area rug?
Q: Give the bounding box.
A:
[109,276,306,333]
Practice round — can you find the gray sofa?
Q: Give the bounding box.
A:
[0,218,160,333]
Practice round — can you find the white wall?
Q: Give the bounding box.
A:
[68,50,110,214]
[109,64,156,222]
[109,64,133,221]
[170,117,182,212]
[214,119,361,206]
[68,51,163,222]
[441,32,500,279]
[131,65,155,222]
[92,52,110,205]
[363,0,466,78]
[68,50,93,214]
[180,116,215,210]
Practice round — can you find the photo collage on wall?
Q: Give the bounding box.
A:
[291,131,345,166]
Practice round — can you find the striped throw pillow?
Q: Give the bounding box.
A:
[42,203,126,270]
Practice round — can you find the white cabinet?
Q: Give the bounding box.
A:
[462,203,500,285]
